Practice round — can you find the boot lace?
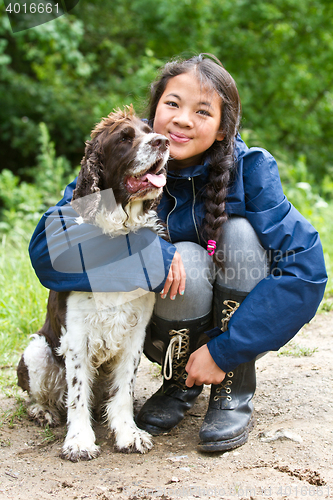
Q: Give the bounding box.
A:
[214,371,234,401]
[163,329,190,382]
[221,300,240,332]
[214,299,240,401]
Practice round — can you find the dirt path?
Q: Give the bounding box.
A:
[1,311,332,500]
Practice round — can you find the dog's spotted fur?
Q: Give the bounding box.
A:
[17,107,169,461]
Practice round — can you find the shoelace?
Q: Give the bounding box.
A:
[163,329,190,381]
[214,299,240,400]
[221,300,240,332]
[162,301,240,385]
[213,372,234,401]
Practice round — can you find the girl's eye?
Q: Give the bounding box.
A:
[166,101,178,108]
[197,109,211,117]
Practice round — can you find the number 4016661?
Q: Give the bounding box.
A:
[5,3,59,14]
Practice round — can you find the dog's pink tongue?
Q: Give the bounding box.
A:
[145,173,166,188]
[125,172,166,193]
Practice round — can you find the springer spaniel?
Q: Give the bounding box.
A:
[17,106,169,461]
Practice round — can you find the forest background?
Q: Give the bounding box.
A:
[0,0,332,391]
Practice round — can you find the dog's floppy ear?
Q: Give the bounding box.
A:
[72,138,103,221]
[71,106,133,221]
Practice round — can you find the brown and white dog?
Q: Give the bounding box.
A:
[17,106,169,461]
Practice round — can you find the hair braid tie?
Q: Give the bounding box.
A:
[207,239,217,256]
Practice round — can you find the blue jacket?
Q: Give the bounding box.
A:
[29,135,327,372]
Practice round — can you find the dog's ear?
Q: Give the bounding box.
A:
[71,106,133,221]
[71,138,103,222]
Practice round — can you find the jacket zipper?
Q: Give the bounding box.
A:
[165,184,177,243]
[191,178,200,243]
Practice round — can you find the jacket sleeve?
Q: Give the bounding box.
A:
[29,179,176,294]
[207,148,327,373]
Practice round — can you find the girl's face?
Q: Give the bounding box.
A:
[153,71,224,170]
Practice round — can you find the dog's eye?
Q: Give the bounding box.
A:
[121,134,132,142]
[120,127,135,143]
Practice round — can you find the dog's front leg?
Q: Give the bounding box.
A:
[59,331,100,462]
[105,326,153,453]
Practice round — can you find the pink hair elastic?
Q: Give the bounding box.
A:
[207,239,216,256]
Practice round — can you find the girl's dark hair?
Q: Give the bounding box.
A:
[148,53,241,264]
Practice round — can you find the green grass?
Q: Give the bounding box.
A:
[313,206,333,298]
[0,397,27,428]
[40,425,57,444]
[0,232,48,393]
[284,187,333,298]
[278,341,318,358]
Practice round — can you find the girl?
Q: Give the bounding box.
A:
[29,54,327,452]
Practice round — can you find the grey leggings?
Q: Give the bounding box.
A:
[154,217,269,322]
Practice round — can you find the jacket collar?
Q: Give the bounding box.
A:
[166,159,210,181]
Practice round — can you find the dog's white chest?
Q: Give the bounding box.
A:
[63,290,155,366]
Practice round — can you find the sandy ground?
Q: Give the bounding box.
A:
[0,310,332,500]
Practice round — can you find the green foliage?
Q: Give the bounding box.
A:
[0,122,75,235]
[29,122,73,207]
[209,0,333,183]
[276,152,333,297]
[0,169,43,235]
[1,0,333,185]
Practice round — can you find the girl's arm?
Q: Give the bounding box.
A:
[205,147,327,373]
[29,179,176,294]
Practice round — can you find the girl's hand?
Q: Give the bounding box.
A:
[160,250,186,300]
[185,345,226,387]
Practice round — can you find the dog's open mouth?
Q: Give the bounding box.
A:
[125,161,166,194]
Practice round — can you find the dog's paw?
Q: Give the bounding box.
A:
[115,427,153,454]
[27,403,60,427]
[61,438,101,462]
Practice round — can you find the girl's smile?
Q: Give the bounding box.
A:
[169,132,191,143]
[153,71,224,170]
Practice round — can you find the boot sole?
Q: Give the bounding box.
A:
[136,421,175,436]
[135,412,182,436]
[135,388,203,436]
[197,416,255,453]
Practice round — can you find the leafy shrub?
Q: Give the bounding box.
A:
[0,122,76,237]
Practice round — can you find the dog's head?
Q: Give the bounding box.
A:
[72,105,169,221]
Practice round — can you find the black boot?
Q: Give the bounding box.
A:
[198,358,256,451]
[198,284,256,452]
[136,313,212,436]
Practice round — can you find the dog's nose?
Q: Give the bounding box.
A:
[150,136,170,152]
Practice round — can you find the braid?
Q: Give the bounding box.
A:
[203,139,235,267]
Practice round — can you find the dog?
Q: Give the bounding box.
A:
[17,106,169,461]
